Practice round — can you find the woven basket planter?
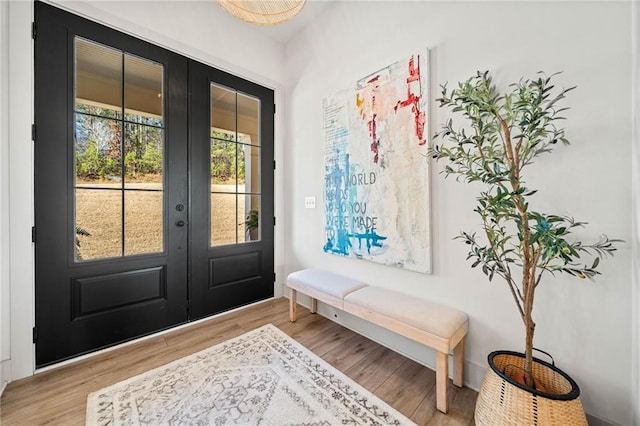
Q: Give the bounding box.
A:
[475,351,588,426]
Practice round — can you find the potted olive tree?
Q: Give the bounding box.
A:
[430,71,619,424]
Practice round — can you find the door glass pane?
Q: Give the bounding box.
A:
[124,54,163,125]
[211,84,236,134]
[75,38,122,116]
[240,194,261,242]
[238,143,260,194]
[74,37,165,261]
[125,190,163,255]
[75,115,122,182]
[75,188,122,261]
[211,137,237,186]
[237,93,259,143]
[124,123,164,185]
[211,193,237,246]
[210,84,261,246]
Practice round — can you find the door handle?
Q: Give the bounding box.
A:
[175,220,186,227]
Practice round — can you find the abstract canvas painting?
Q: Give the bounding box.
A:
[323,51,431,273]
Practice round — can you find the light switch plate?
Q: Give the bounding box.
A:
[304,196,316,209]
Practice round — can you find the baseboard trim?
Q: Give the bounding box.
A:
[585,413,619,426]
[0,359,11,397]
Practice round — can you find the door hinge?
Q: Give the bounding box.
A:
[273,273,276,282]
[32,22,36,40]
[273,104,276,114]
[32,124,36,142]
[31,226,36,243]
[273,160,276,170]
[32,326,37,343]
[273,216,276,226]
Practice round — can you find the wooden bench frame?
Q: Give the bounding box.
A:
[289,282,467,414]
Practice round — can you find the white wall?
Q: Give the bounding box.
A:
[7,0,33,385]
[0,0,11,396]
[284,2,634,425]
[4,0,288,382]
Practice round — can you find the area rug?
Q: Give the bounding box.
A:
[86,324,415,425]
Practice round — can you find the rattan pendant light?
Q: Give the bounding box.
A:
[215,0,306,26]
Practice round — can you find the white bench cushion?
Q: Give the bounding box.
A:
[287,269,368,299]
[344,286,468,339]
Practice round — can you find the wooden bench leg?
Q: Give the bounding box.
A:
[452,339,464,388]
[289,288,297,322]
[436,351,449,414]
[310,297,317,314]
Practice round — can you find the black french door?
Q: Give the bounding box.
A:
[34,2,274,367]
[189,62,275,320]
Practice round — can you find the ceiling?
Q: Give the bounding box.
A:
[223,0,337,44]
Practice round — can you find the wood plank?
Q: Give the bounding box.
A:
[343,346,406,392]
[0,297,476,425]
[374,357,437,419]
[411,383,478,426]
[321,332,379,371]
[302,324,359,356]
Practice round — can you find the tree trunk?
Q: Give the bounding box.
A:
[524,316,536,388]
[522,258,538,389]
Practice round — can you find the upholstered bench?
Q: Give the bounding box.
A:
[287,268,468,414]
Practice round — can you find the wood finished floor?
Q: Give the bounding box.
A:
[0,298,477,425]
